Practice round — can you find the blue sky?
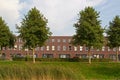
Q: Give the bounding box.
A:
[0,0,120,36]
[96,0,120,27]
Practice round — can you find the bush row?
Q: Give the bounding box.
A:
[12,57,112,62]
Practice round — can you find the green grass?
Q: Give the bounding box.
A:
[0,61,120,80]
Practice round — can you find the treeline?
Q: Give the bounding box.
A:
[0,7,120,63]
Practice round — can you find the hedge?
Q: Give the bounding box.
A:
[12,57,112,62]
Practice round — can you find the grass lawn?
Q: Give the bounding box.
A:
[0,61,120,80]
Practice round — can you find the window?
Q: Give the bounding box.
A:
[41,47,44,51]
[69,46,72,51]
[2,47,6,50]
[14,45,17,50]
[63,46,66,51]
[108,47,110,51]
[52,39,55,42]
[109,54,116,60]
[42,54,53,58]
[35,47,39,51]
[102,46,105,51]
[16,53,22,57]
[60,54,66,58]
[52,46,55,51]
[68,39,71,43]
[18,38,22,43]
[59,54,70,58]
[85,47,88,51]
[46,46,49,51]
[57,39,60,42]
[74,46,77,51]
[96,49,100,51]
[25,48,28,51]
[63,39,66,42]
[8,47,13,50]
[99,54,104,59]
[92,54,104,59]
[19,44,22,50]
[34,54,38,58]
[113,48,116,51]
[57,46,61,51]
[80,46,83,51]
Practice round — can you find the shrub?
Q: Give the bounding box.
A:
[12,57,112,62]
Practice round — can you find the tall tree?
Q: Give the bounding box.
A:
[17,7,52,63]
[0,17,15,56]
[72,7,104,64]
[106,16,120,62]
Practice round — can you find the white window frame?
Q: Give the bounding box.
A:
[46,46,49,51]
[52,46,55,51]
[80,46,83,51]
[74,46,77,51]
[102,46,105,51]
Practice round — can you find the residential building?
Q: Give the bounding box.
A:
[1,36,120,60]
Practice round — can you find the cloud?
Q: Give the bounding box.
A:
[0,0,105,35]
[30,0,105,35]
[0,0,22,33]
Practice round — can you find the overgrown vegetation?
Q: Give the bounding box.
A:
[0,62,75,80]
[0,62,120,80]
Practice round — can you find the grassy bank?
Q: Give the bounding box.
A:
[0,61,120,80]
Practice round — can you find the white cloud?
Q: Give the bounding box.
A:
[31,0,105,35]
[0,0,22,33]
[0,0,105,35]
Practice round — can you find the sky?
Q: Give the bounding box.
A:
[0,0,120,36]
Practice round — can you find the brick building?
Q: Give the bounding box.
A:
[1,36,120,60]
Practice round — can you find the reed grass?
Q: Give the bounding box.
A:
[0,61,120,80]
[0,61,75,80]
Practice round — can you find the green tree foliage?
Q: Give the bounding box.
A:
[107,16,120,62]
[17,7,52,63]
[72,7,104,64]
[0,17,15,56]
[0,17,15,48]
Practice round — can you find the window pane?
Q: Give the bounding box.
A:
[52,39,55,42]
[69,46,72,51]
[63,46,66,51]
[74,47,77,51]
[57,46,61,51]
[63,39,66,42]
[57,39,60,42]
[46,46,49,51]
[52,46,55,51]
[102,46,105,51]
[41,47,44,51]
[80,46,83,51]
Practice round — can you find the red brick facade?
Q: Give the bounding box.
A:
[1,36,120,60]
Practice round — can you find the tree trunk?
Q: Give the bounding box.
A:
[116,47,119,62]
[0,46,1,58]
[88,47,91,64]
[32,48,35,63]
